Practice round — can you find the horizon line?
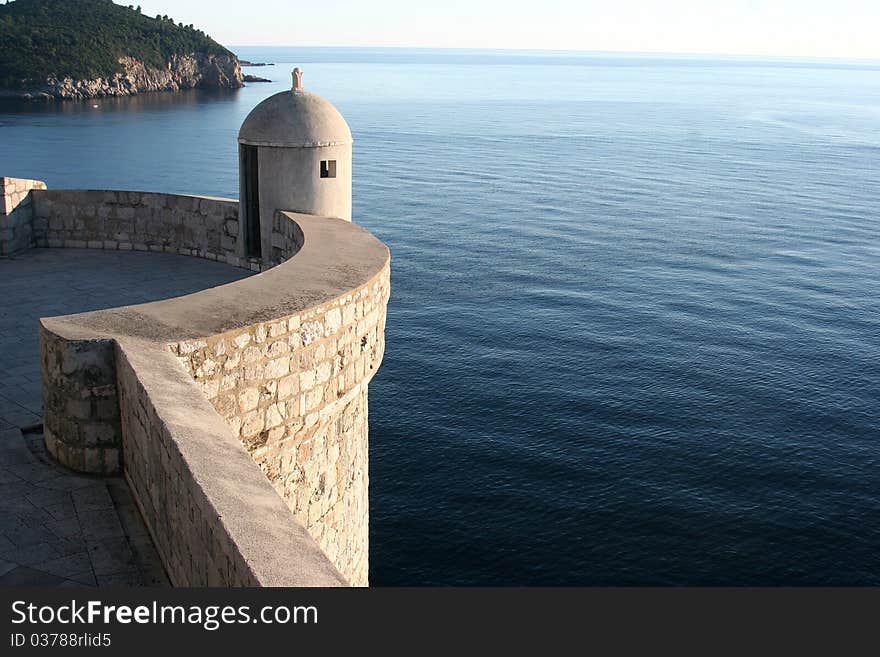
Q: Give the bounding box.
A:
[226,44,880,64]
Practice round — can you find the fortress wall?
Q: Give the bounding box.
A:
[172,219,389,585]
[24,191,390,587]
[115,343,260,585]
[39,327,121,474]
[0,176,46,256]
[31,189,253,475]
[115,341,346,587]
[30,189,258,270]
[268,208,306,266]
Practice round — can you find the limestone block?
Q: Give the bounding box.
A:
[238,388,260,412]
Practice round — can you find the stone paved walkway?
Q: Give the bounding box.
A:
[0,248,253,586]
[0,248,253,430]
[0,426,168,586]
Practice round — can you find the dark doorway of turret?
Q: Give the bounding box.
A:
[320,160,337,178]
[242,145,261,258]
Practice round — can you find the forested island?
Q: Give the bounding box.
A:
[0,0,244,99]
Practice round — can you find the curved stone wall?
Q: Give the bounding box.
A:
[31,189,256,269]
[40,331,120,473]
[27,185,390,586]
[1,176,46,256]
[173,215,389,584]
[33,189,257,476]
[114,339,347,586]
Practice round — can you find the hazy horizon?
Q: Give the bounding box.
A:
[228,45,880,65]
[129,0,880,61]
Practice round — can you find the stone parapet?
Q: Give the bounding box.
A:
[0,176,47,256]
[40,329,121,474]
[116,340,347,587]
[173,228,389,584]
[30,189,258,269]
[37,203,390,587]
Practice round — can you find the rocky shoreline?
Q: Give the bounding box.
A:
[1,53,244,101]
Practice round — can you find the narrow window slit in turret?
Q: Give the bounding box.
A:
[241,144,261,258]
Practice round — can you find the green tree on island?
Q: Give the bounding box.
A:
[0,0,233,88]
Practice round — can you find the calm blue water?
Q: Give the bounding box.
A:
[2,48,878,585]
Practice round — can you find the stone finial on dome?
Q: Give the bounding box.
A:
[239,71,352,148]
[292,67,304,92]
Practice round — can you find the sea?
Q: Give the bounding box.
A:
[1,47,878,585]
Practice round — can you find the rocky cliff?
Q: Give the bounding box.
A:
[0,0,246,101]
[10,53,243,101]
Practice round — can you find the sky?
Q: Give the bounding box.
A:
[130,0,880,60]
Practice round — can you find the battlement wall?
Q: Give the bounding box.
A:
[0,176,47,256]
[9,176,389,587]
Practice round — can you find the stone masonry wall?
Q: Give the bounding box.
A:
[115,342,347,587]
[0,176,46,256]
[39,326,121,474]
[21,189,391,586]
[172,267,390,586]
[115,345,259,586]
[32,189,260,476]
[268,209,305,267]
[30,189,259,271]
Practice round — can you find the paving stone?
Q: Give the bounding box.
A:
[16,504,54,526]
[97,571,144,587]
[0,565,69,587]
[0,469,23,484]
[0,541,62,566]
[25,487,72,509]
[3,522,59,547]
[43,499,77,521]
[37,476,103,492]
[44,517,84,541]
[106,480,151,539]
[0,428,37,464]
[52,537,90,558]
[0,514,31,536]
[78,509,126,541]
[0,407,40,428]
[57,578,96,588]
[86,537,136,576]
[72,484,114,512]
[30,551,93,581]
[66,570,98,586]
[127,532,170,586]
[0,493,41,516]
[6,463,64,484]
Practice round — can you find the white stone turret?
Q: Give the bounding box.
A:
[238,68,352,258]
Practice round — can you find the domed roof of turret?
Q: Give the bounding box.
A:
[238,68,352,148]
